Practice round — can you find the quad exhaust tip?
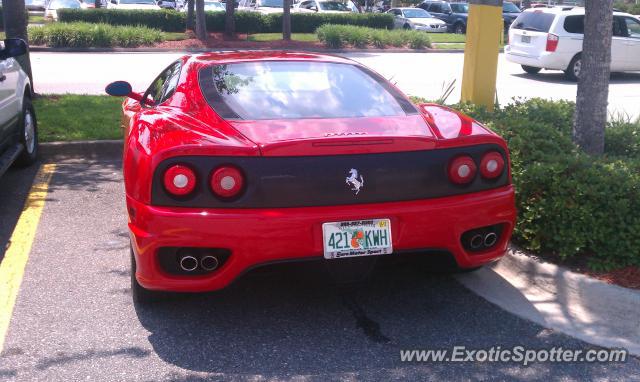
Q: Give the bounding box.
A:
[200,255,219,271]
[470,234,484,249]
[484,232,497,247]
[179,255,198,272]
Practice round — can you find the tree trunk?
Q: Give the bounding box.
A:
[195,0,207,41]
[186,0,195,31]
[95,0,101,8]
[224,0,235,38]
[1,0,34,93]
[572,0,613,156]
[282,0,291,41]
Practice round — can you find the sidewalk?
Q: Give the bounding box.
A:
[457,248,640,355]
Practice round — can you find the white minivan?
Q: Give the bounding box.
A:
[505,7,640,81]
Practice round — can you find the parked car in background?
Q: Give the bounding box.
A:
[107,0,161,9]
[157,0,177,9]
[204,0,224,10]
[238,0,287,13]
[295,0,351,13]
[418,1,468,34]
[25,0,47,11]
[502,1,521,29]
[45,0,81,21]
[80,0,109,8]
[0,39,38,178]
[105,51,516,303]
[387,8,448,32]
[505,7,640,80]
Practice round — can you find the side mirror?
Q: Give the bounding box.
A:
[0,38,28,61]
[105,81,145,103]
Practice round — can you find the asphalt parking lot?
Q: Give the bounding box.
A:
[1,154,639,381]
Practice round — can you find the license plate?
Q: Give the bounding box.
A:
[322,219,393,259]
[521,35,531,43]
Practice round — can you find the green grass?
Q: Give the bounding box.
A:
[28,15,46,24]
[425,33,465,43]
[247,33,319,42]
[163,31,189,41]
[34,95,123,142]
[433,43,465,50]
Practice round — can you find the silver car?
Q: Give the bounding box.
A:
[388,7,448,32]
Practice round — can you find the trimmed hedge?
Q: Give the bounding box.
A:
[317,24,431,49]
[57,9,186,32]
[29,22,164,47]
[411,97,640,271]
[57,8,394,33]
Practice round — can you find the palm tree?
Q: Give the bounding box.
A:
[572,0,614,155]
[195,0,207,41]
[224,0,236,38]
[283,0,292,41]
[187,0,195,31]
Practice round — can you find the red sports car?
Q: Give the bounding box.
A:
[106,51,516,302]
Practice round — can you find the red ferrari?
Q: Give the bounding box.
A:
[106,51,516,302]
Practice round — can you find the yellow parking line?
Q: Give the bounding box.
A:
[0,163,56,352]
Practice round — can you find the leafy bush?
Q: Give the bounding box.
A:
[411,97,640,270]
[29,22,164,47]
[57,9,394,33]
[317,24,431,49]
[58,9,185,32]
[614,1,640,14]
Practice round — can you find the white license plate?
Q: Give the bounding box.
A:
[322,219,393,259]
[521,35,531,43]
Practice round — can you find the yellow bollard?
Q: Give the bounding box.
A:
[460,2,504,111]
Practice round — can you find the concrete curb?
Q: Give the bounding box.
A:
[40,140,123,162]
[456,248,640,355]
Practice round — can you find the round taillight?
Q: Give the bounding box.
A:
[448,156,477,185]
[210,166,244,198]
[163,164,197,196]
[480,151,505,179]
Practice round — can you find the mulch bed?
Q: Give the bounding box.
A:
[156,31,324,50]
[531,249,640,290]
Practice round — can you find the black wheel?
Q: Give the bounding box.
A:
[521,65,542,74]
[130,245,163,304]
[14,94,38,167]
[403,23,411,30]
[453,23,465,34]
[564,54,582,81]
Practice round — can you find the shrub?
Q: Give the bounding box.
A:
[58,8,185,32]
[29,22,164,48]
[411,96,640,270]
[316,24,431,49]
[57,9,394,33]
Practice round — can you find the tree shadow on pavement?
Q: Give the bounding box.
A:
[511,71,640,85]
[133,255,638,380]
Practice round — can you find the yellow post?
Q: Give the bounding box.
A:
[460,0,504,111]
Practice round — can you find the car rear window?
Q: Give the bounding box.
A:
[563,15,584,34]
[198,61,416,120]
[511,12,555,32]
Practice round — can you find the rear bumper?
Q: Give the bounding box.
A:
[128,186,516,292]
[504,47,572,71]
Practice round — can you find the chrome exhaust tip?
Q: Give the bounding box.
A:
[470,234,484,249]
[200,255,219,271]
[179,255,198,272]
[484,232,498,247]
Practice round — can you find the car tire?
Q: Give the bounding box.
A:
[130,245,163,304]
[453,23,465,34]
[14,94,38,167]
[403,23,411,30]
[521,65,542,74]
[564,54,582,82]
